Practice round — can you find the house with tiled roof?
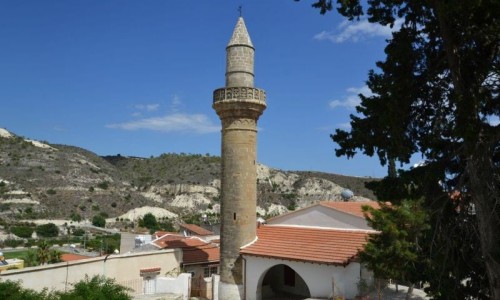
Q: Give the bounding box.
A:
[151,233,220,279]
[240,201,378,299]
[266,200,379,230]
[179,223,214,237]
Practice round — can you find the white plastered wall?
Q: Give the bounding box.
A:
[1,249,182,294]
[243,255,361,300]
[267,205,372,230]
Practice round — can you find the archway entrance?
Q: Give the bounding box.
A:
[260,264,311,299]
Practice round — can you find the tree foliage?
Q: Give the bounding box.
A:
[92,215,106,228]
[0,280,55,300]
[0,275,131,300]
[35,223,59,238]
[58,275,131,300]
[10,226,34,238]
[361,200,430,283]
[300,0,499,298]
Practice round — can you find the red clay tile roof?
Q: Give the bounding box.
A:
[154,231,180,239]
[153,234,208,249]
[183,244,220,265]
[179,224,214,236]
[320,201,380,218]
[61,253,91,262]
[152,234,220,265]
[240,225,372,265]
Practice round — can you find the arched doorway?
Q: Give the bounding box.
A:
[260,264,311,299]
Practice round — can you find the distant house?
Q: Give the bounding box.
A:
[241,201,378,300]
[179,223,214,237]
[151,233,220,279]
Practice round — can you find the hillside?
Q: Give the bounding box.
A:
[0,128,380,223]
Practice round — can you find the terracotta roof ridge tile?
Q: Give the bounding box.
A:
[265,202,323,223]
[319,200,380,218]
[240,236,258,249]
[263,224,378,233]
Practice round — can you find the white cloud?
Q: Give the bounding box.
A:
[135,104,160,112]
[329,85,373,110]
[337,122,352,130]
[107,113,220,134]
[314,18,403,43]
[170,94,182,112]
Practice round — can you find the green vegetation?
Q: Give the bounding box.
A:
[86,233,120,254]
[10,226,34,238]
[309,0,499,297]
[97,181,109,190]
[70,212,82,222]
[139,213,175,233]
[72,228,85,236]
[139,213,157,230]
[2,249,30,260]
[360,201,429,297]
[0,275,131,300]
[0,239,24,248]
[35,223,59,238]
[92,215,106,228]
[0,279,54,300]
[59,275,131,300]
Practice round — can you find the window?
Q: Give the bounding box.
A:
[204,266,219,278]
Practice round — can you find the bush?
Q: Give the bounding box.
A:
[72,228,85,236]
[70,212,82,222]
[139,213,157,231]
[58,275,131,300]
[2,239,24,248]
[36,223,59,237]
[97,181,109,190]
[92,215,106,228]
[11,226,34,238]
[0,279,54,300]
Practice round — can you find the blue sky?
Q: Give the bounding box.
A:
[0,0,412,177]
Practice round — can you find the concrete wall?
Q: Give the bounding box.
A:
[157,273,191,300]
[244,255,362,300]
[1,249,182,294]
[268,205,372,230]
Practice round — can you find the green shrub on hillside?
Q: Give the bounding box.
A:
[36,223,59,237]
[92,215,106,228]
[11,226,34,238]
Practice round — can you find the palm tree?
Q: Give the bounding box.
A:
[23,249,39,267]
[37,241,50,265]
[48,249,62,264]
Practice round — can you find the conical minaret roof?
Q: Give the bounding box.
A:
[227,17,254,48]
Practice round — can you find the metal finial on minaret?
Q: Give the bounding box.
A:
[213,17,266,299]
[238,5,242,17]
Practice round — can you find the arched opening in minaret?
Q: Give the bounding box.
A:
[259,264,311,299]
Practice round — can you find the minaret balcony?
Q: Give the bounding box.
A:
[213,87,266,104]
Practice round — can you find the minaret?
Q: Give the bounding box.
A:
[213,17,266,299]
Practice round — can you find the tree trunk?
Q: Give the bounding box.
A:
[467,139,500,299]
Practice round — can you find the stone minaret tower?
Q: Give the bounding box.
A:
[213,17,266,299]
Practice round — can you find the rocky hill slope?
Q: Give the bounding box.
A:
[0,128,379,224]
